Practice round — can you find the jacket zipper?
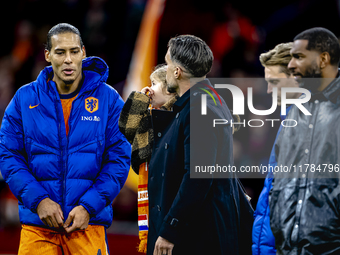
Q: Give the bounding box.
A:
[55,80,95,214]
[63,93,82,214]
[49,73,99,216]
[65,94,81,185]
[54,95,66,213]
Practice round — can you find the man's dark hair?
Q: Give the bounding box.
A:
[294,27,340,66]
[45,23,84,51]
[168,35,213,77]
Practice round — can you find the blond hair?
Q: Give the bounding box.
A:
[259,42,293,76]
[150,64,167,93]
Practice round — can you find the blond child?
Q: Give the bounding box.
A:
[119,65,177,253]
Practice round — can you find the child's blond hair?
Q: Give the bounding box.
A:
[150,64,168,94]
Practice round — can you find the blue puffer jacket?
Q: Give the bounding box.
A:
[0,57,131,228]
[252,107,291,255]
[252,145,277,255]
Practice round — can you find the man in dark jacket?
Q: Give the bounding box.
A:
[270,27,340,254]
[148,35,252,255]
[0,23,131,254]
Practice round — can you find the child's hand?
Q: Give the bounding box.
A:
[141,87,154,97]
[141,87,151,95]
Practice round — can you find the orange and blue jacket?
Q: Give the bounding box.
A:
[0,57,131,229]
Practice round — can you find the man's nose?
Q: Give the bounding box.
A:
[288,58,295,71]
[64,52,72,63]
[267,84,273,94]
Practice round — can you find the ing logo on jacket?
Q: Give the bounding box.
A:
[85,97,99,113]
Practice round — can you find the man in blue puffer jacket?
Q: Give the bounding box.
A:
[252,42,300,255]
[0,23,131,255]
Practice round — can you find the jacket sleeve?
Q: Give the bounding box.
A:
[252,159,276,255]
[118,91,150,144]
[0,90,49,213]
[252,113,288,255]
[158,105,220,244]
[79,92,131,216]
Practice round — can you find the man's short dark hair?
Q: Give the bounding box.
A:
[45,23,84,51]
[168,35,213,77]
[294,27,340,66]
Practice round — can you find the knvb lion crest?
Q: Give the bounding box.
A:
[85,97,99,113]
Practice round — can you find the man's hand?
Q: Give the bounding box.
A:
[63,205,90,233]
[37,197,64,228]
[153,236,174,255]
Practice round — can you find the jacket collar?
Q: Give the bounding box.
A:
[160,95,179,111]
[36,57,109,94]
[320,70,340,104]
[173,78,212,112]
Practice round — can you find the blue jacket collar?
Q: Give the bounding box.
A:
[36,56,109,94]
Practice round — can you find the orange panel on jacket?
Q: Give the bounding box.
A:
[59,80,83,136]
[60,95,77,136]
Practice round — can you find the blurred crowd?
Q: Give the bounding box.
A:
[1,0,340,232]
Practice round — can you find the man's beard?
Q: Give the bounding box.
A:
[299,61,322,92]
[166,80,178,93]
[64,79,75,85]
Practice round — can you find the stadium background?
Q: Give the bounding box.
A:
[0,0,339,254]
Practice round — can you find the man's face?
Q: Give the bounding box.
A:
[288,39,321,89]
[45,32,85,86]
[264,65,300,106]
[165,49,179,93]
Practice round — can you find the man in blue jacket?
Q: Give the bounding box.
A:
[0,23,131,255]
[252,42,300,255]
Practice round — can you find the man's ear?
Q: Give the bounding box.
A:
[82,46,86,59]
[44,49,51,63]
[174,66,182,79]
[320,52,330,69]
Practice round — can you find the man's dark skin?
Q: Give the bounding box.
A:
[36,32,89,233]
[288,39,338,91]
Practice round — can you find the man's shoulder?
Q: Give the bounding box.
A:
[95,83,121,101]
[194,90,231,117]
[97,83,120,96]
[15,81,39,99]
[96,83,125,111]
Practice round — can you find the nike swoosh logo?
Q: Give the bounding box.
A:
[29,104,39,109]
